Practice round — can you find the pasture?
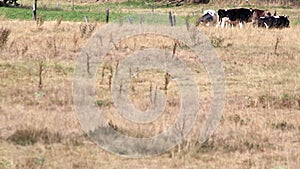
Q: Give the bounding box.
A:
[0,1,300,168]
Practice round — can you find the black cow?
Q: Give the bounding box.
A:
[218,8,254,28]
[257,16,289,29]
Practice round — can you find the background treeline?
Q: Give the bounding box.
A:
[1,0,300,8]
[162,0,300,5]
[194,0,299,5]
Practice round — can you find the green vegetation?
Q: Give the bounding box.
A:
[67,0,152,10]
[0,7,129,22]
[294,19,300,25]
[0,6,188,25]
[96,100,112,107]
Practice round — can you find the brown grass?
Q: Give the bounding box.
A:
[0,17,300,168]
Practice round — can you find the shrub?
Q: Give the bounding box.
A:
[210,36,224,48]
[79,22,97,38]
[7,128,62,146]
[0,27,10,50]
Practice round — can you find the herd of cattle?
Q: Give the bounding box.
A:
[197,8,290,29]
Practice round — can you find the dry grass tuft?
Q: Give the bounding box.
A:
[79,22,97,38]
[0,18,299,168]
[7,128,62,146]
[0,27,10,50]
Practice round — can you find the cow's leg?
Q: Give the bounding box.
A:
[221,18,225,28]
[239,21,243,29]
[221,17,230,28]
[263,22,269,29]
[252,21,257,28]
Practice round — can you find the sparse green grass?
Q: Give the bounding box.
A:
[0,6,188,25]
[0,7,129,22]
[1,2,299,26]
[294,19,300,25]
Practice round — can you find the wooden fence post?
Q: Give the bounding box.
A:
[33,0,37,21]
[128,17,132,24]
[84,15,89,24]
[172,12,176,26]
[169,11,176,26]
[140,16,144,25]
[169,11,173,26]
[72,0,74,11]
[106,8,110,23]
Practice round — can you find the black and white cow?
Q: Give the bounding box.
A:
[217,8,254,28]
[257,15,290,29]
[196,10,217,26]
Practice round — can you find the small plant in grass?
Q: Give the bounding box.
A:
[108,66,113,90]
[279,93,295,108]
[164,72,171,93]
[8,128,62,146]
[249,93,299,109]
[228,114,248,126]
[38,59,44,90]
[13,38,28,56]
[172,40,178,57]
[271,121,295,131]
[72,33,79,52]
[79,22,97,38]
[210,36,224,48]
[88,22,97,34]
[96,99,112,107]
[271,165,288,169]
[79,23,87,38]
[54,17,62,29]
[274,36,280,55]
[46,37,59,57]
[100,64,106,84]
[185,14,191,30]
[0,159,12,168]
[118,16,123,26]
[22,156,45,169]
[36,15,44,29]
[0,27,10,50]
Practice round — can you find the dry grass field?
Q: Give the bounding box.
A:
[0,3,300,169]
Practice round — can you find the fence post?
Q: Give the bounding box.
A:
[106,8,110,23]
[169,11,173,26]
[169,11,176,26]
[185,14,190,30]
[140,16,144,25]
[84,15,89,24]
[128,17,132,24]
[172,12,176,26]
[72,0,74,11]
[32,0,37,21]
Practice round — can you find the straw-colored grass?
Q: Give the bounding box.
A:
[0,15,299,168]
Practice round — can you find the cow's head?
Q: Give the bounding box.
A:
[196,12,216,26]
[217,9,228,21]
